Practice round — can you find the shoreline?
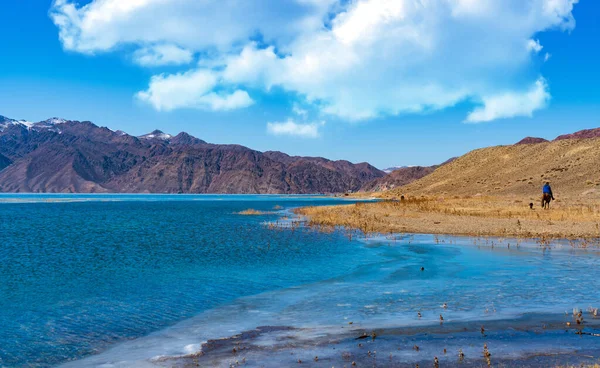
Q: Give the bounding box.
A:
[60,232,600,368]
[167,312,600,368]
[294,195,600,243]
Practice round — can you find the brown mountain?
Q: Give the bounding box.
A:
[515,137,549,145]
[388,134,600,199]
[516,127,600,144]
[0,153,11,171]
[0,115,384,194]
[554,127,600,141]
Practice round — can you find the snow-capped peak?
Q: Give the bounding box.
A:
[17,119,35,128]
[0,117,34,131]
[0,116,70,132]
[32,118,68,131]
[382,166,406,174]
[42,118,68,125]
[139,130,172,140]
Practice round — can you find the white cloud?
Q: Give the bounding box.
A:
[136,69,253,111]
[199,91,255,111]
[267,119,324,138]
[292,103,308,118]
[133,44,193,66]
[544,52,552,62]
[52,0,579,121]
[465,78,551,123]
[527,39,543,53]
[50,0,333,53]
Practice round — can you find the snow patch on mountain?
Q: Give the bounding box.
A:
[0,116,69,132]
[0,118,34,131]
[41,118,68,125]
[382,166,414,174]
[139,130,172,140]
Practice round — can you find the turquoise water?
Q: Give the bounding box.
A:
[1,195,599,367]
[0,195,372,367]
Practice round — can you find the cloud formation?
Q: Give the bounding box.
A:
[527,39,544,53]
[51,0,579,122]
[136,69,254,111]
[267,119,324,138]
[465,78,551,123]
[133,44,193,66]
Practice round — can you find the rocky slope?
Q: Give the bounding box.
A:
[0,115,384,193]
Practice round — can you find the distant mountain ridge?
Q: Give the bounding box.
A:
[361,158,457,192]
[361,166,437,192]
[515,137,549,145]
[554,127,600,141]
[0,115,384,194]
[515,128,600,145]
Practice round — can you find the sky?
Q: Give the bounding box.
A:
[0,0,598,169]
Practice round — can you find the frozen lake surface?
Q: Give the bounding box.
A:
[0,195,598,367]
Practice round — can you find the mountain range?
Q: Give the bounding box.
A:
[3,114,598,195]
[0,115,384,194]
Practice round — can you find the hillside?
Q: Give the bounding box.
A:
[0,115,384,194]
[388,137,600,199]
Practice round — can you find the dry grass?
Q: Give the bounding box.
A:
[295,195,600,242]
[237,209,274,215]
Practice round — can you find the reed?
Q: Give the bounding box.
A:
[295,196,600,242]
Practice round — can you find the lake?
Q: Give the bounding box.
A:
[1,195,599,367]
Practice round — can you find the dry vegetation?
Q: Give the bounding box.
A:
[237,209,274,215]
[296,196,600,242]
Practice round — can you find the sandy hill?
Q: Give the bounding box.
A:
[387,137,600,199]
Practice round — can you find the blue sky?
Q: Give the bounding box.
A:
[0,0,598,169]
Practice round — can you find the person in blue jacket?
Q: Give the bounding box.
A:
[543,182,554,200]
